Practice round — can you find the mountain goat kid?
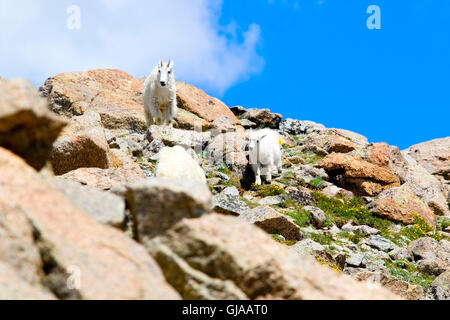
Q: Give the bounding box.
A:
[247,128,282,185]
[143,60,177,127]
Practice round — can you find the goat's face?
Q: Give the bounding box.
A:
[247,131,259,152]
[157,60,174,88]
[248,137,257,152]
[247,130,268,152]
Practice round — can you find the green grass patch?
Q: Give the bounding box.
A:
[216,164,231,173]
[437,216,450,232]
[283,171,296,179]
[290,134,300,143]
[294,151,324,164]
[307,232,334,245]
[384,260,435,291]
[240,197,260,209]
[400,213,444,242]
[116,132,129,139]
[216,165,241,188]
[308,177,326,190]
[251,184,285,197]
[279,171,298,187]
[338,230,365,244]
[273,194,297,209]
[271,234,297,246]
[285,208,312,227]
[284,148,323,164]
[313,191,392,237]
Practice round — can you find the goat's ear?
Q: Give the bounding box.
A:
[167,60,174,69]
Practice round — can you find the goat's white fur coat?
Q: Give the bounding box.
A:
[143,60,177,126]
[247,128,282,185]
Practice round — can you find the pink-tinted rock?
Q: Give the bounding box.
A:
[0,79,66,170]
[0,147,180,299]
[40,69,147,132]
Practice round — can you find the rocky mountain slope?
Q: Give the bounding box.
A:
[0,69,449,300]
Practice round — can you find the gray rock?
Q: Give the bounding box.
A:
[121,133,145,156]
[52,177,126,228]
[409,238,450,276]
[110,183,128,198]
[346,252,364,267]
[389,224,403,234]
[108,136,128,150]
[221,186,239,197]
[389,247,413,261]
[205,131,248,177]
[290,239,325,256]
[229,105,247,117]
[212,186,250,216]
[426,270,450,300]
[126,177,212,241]
[240,108,282,129]
[211,115,236,133]
[409,237,439,260]
[302,206,327,228]
[279,118,325,135]
[258,195,284,206]
[341,222,379,236]
[363,258,387,272]
[343,267,366,276]
[363,235,394,252]
[285,186,315,206]
[328,224,341,236]
[352,270,423,300]
[322,185,354,199]
[294,165,329,183]
[146,214,399,299]
[146,125,210,151]
[240,206,302,241]
[213,184,227,193]
[239,119,257,129]
[207,177,221,186]
[328,243,352,255]
[148,237,247,300]
[214,171,230,182]
[401,153,450,217]
[143,139,165,157]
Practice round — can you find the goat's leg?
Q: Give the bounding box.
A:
[276,158,282,174]
[152,98,163,125]
[164,103,174,127]
[254,164,262,185]
[168,99,177,128]
[266,167,272,184]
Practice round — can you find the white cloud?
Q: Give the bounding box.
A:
[0,0,264,95]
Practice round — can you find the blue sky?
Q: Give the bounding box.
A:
[0,0,449,149]
[220,0,450,149]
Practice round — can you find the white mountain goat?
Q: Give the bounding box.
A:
[247,128,283,185]
[143,60,177,126]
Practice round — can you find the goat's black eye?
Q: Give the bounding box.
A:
[168,71,171,74]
